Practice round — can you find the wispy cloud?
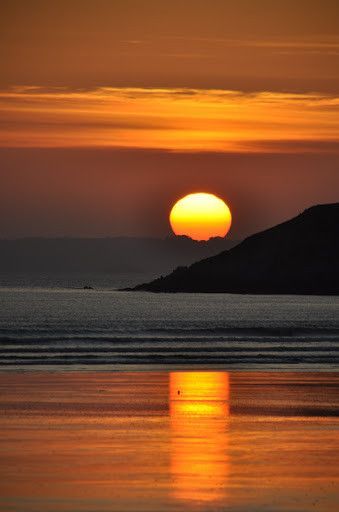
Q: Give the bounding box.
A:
[162,35,339,55]
[0,87,338,153]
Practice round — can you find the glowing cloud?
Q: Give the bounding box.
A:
[0,87,338,152]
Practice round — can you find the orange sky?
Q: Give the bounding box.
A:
[0,0,338,238]
[1,1,339,92]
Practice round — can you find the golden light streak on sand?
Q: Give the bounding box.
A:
[170,372,230,503]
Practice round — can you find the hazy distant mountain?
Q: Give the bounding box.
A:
[0,235,239,276]
[131,204,339,295]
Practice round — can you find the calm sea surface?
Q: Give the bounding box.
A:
[0,288,338,370]
[1,286,338,510]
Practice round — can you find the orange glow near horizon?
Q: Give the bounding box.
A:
[170,372,230,504]
[169,192,232,240]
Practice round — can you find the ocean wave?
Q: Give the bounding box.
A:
[1,353,338,368]
[1,327,339,343]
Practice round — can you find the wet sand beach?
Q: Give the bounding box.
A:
[0,371,338,511]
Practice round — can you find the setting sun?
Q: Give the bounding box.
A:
[169,193,232,241]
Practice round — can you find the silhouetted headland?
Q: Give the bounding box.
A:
[128,203,339,295]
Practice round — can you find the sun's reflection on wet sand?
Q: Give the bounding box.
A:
[0,372,338,511]
[170,372,230,504]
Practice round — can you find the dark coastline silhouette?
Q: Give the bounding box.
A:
[129,203,339,295]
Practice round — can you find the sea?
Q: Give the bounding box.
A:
[1,275,338,512]
[0,273,338,370]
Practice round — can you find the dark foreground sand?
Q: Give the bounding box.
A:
[0,371,338,511]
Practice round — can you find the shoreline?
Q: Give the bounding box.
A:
[1,365,339,372]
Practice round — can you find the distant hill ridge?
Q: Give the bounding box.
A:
[130,203,339,295]
[0,235,238,275]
